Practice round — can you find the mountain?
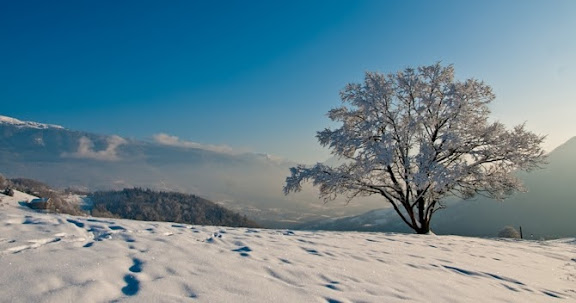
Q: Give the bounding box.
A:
[0,115,382,226]
[298,137,576,239]
[0,115,64,130]
[431,136,576,238]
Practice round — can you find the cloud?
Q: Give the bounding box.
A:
[153,133,237,154]
[63,135,126,161]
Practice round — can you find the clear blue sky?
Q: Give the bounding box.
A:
[1,0,575,163]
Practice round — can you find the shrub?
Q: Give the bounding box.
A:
[498,226,521,239]
[3,188,14,197]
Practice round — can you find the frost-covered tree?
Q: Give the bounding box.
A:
[284,63,546,234]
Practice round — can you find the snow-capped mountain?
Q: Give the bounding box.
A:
[0,115,64,130]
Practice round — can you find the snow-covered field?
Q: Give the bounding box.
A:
[1,191,575,302]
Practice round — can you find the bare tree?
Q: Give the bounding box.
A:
[284,63,546,234]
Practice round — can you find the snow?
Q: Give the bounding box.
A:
[63,193,94,211]
[0,115,64,129]
[1,190,575,302]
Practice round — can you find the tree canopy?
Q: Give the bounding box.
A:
[284,63,546,234]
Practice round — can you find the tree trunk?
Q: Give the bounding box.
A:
[387,197,432,234]
[414,219,431,234]
[414,196,430,234]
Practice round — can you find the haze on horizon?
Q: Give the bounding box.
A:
[1,0,575,164]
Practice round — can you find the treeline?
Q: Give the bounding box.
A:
[0,175,85,216]
[89,188,259,228]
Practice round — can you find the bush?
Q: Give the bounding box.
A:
[3,188,14,197]
[498,226,521,239]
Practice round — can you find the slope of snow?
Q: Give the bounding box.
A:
[0,115,64,129]
[1,191,574,302]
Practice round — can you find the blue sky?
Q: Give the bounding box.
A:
[1,0,575,163]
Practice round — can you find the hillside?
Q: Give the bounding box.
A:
[1,173,258,228]
[432,136,576,238]
[0,175,86,216]
[1,189,575,302]
[89,188,259,228]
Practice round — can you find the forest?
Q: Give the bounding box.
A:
[90,188,259,227]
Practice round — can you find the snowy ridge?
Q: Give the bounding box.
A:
[0,115,64,129]
[1,190,575,302]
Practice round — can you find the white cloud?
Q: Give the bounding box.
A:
[63,135,126,161]
[153,133,237,154]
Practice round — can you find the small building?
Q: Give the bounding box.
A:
[28,198,52,210]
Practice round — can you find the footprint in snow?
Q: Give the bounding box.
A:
[66,219,85,228]
[206,232,223,242]
[129,258,143,273]
[182,284,198,299]
[22,217,47,225]
[86,218,115,224]
[87,226,112,241]
[232,246,252,257]
[121,274,140,296]
[302,247,321,256]
[541,290,563,298]
[325,282,341,291]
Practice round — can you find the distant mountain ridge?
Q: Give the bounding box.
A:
[0,114,383,227]
[5,114,573,236]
